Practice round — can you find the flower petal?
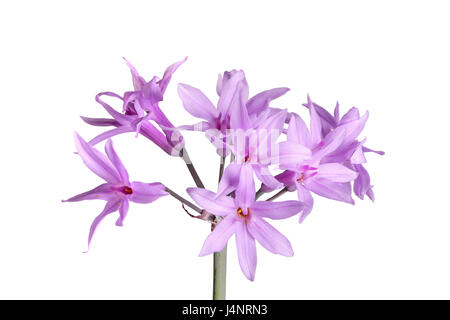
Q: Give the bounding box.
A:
[199,215,238,256]
[353,164,373,201]
[316,163,359,182]
[105,140,130,184]
[129,182,168,204]
[217,70,248,117]
[158,57,187,94]
[115,199,129,226]
[123,58,146,91]
[216,163,242,198]
[303,98,336,136]
[295,182,314,223]
[309,97,322,146]
[88,126,135,146]
[304,178,354,204]
[312,126,346,161]
[62,183,115,202]
[86,199,122,251]
[287,113,311,148]
[177,83,219,123]
[351,143,367,164]
[362,146,385,156]
[253,165,282,190]
[235,223,257,281]
[74,132,120,183]
[278,141,312,170]
[187,188,235,216]
[80,116,120,127]
[246,87,290,116]
[247,216,293,256]
[95,92,130,125]
[235,163,255,208]
[251,200,303,220]
[339,111,369,145]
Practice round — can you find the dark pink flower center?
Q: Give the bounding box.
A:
[121,186,133,195]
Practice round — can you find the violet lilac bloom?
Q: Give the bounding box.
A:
[303,96,384,200]
[177,70,289,156]
[216,108,309,198]
[187,165,303,281]
[81,58,187,155]
[63,133,168,249]
[273,103,359,222]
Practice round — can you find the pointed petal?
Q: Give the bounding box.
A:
[253,165,282,190]
[216,73,223,96]
[235,223,257,281]
[339,107,360,124]
[246,87,290,116]
[305,178,354,204]
[74,132,120,183]
[351,144,367,164]
[309,97,322,146]
[63,183,115,202]
[353,164,373,200]
[251,200,303,220]
[295,183,314,223]
[312,126,346,161]
[105,140,130,184]
[235,163,255,208]
[230,88,251,130]
[187,188,235,216]
[123,58,146,91]
[216,163,242,198]
[362,146,385,156]
[334,101,340,123]
[255,109,287,158]
[128,182,167,204]
[316,163,359,182]
[139,122,175,155]
[95,92,130,125]
[88,126,134,146]
[86,199,122,251]
[199,215,238,256]
[261,169,297,193]
[158,57,188,94]
[303,98,336,136]
[287,113,311,148]
[217,70,248,117]
[278,141,312,170]
[339,111,369,145]
[247,216,293,256]
[177,83,218,123]
[80,116,120,127]
[115,199,129,226]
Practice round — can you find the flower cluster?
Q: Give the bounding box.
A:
[64,58,383,281]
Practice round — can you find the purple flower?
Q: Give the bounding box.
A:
[275,102,359,222]
[216,108,309,197]
[81,58,187,155]
[187,164,303,281]
[177,70,289,155]
[63,133,167,249]
[303,96,384,200]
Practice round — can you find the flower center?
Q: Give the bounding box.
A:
[297,173,304,183]
[237,207,250,224]
[122,186,133,195]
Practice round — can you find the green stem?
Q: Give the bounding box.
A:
[213,241,227,300]
[213,154,228,300]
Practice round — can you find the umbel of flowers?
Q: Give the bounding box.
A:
[63,57,383,299]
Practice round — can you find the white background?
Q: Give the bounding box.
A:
[0,0,449,299]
